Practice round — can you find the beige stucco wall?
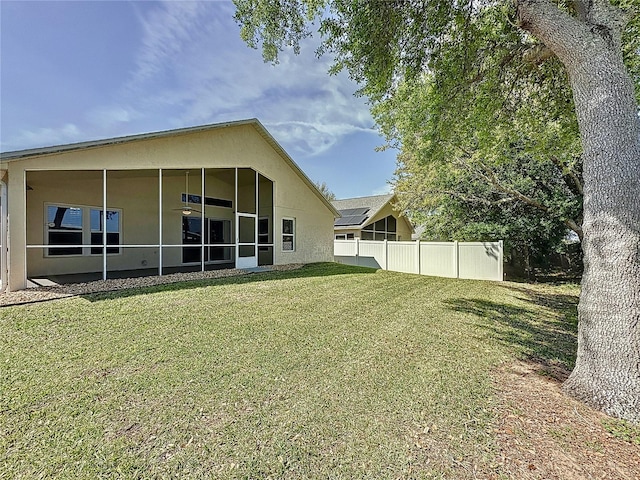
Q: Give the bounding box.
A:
[0,173,7,293]
[5,123,335,290]
[334,228,360,239]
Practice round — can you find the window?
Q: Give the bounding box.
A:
[181,217,233,264]
[335,233,355,240]
[282,218,295,251]
[46,206,83,255]
[90,209,120,254]
[208,219,232,262]
[181,193,232,208]
[46,204,121,256]
[361,215,398,241]
[181,216,202,264]
[259,217,270,245]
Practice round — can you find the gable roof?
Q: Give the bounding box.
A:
[0,118,339,217]
[332,194,395,228]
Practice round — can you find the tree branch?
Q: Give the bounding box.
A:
[572,0,589,22]
[478,164,584,240]
[563,217,584,242]
[468,48,521,84]
[516,0,631,62]
[522,43,554,65]
[516,0,594,65]
[549,155,584,196]
[441,190,519,207]
[587,0,633,33]
[450,148,583,239]
[473,164,550,212]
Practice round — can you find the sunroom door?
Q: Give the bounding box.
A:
[236,213,257,269]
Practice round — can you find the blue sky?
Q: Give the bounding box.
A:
[0,0,398,199]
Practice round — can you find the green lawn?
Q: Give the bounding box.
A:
[1,263,579,479]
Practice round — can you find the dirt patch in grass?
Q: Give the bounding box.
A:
[491,360,640,479]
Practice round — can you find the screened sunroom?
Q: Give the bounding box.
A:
[24,167,274,283]
[0,119,337,291]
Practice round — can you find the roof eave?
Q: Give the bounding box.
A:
[0,119,262,161]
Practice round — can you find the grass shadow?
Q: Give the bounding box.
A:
[445,286,578,376]
[79,262,378,303]
[502,284,580,312]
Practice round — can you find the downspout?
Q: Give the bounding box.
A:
[0,179,8,293]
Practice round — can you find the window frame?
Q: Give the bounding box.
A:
[45,205,84,256]
[258,216,271,245]
[361,215,398,241]
[181,192,233,209]
[90,208,121,255]
[334,233,355,240]
[44,203,122,257]
[282,217,295,252]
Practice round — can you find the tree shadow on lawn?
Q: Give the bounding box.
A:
[79,262,378,304]
[445,285,579,377]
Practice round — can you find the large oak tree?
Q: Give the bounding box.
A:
[234,0,640,422]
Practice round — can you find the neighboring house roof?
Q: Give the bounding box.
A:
[332,194,395,229]
[0,118,339,217]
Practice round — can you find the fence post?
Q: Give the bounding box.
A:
[383,238,388,270]
[355,237,360,266]
[453,240,459,278]
[499,240,504,280]
[415,239,421,275]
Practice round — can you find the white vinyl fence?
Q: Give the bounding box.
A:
[335,239,504,281]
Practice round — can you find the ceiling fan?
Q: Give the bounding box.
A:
[173,171,202,216]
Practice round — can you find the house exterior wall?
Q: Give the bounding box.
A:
[334,228,360,239]
[0,175,7,292]
[335,202,413,241]
[4,123,335,290]
[362,202,413,241]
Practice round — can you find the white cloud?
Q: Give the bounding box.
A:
[371,183,393,196]
[130,1,212,86]
[266,120,375,157]
[3,124,83,151]
[89,106,139,126]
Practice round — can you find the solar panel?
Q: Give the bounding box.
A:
[334,215,368,226]
[339,207,369,216]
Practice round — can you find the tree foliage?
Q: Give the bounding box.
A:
[375,61,584,261]
[404,155,578,270]
[314,180,337,201]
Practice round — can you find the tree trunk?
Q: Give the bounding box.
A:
[517,0,640,422]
